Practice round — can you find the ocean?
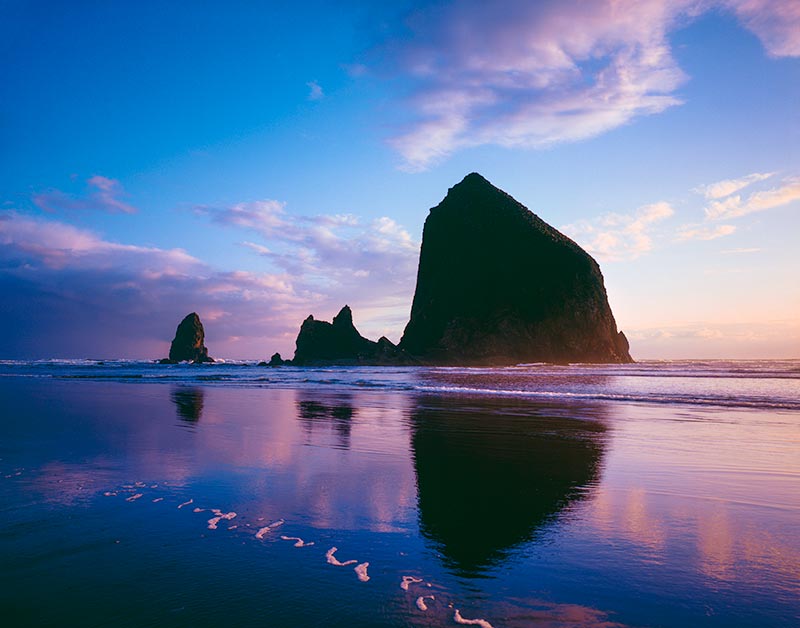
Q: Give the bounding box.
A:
[0,360,798,627]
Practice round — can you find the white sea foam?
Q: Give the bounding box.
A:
[103,491,117,497]
[134,482,146,488]
[400,576,423,591]
[416,595,435,611]
[280,536,315,547]
[325,547,357,566]
[207,516,221,530]
[177,499,193,509]
[193,507,205,513]
[453,610,494,628]
[152,497,164,503]
[255,519,284,539]
[126,493,143,502]
[355,562,370,582]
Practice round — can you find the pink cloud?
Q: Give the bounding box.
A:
[725,0,800,57]
[33,175,138,214]
[378,0,800,170]
[0,204,420,359]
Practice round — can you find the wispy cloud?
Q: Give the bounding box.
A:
[375,0,800,170]
[563,201,674,262]
[626,319,800,359]
[694,172,774,199]
[307,80,324,101]
[199,201,419,310]
[33,175,138,214]
[0,211,317,358]
[676,224,736,241]
[721,247,760,254]
[702,176,800,220]
[724,0,800,57]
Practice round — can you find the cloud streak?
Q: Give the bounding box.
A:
[563,201,674,262]
[0,195,422,358]
[0,211,316,358]
[676,224,737,241]
[197,201,419,323]
[33,175,139,214]
[307,80,324,100]
[704,176,800,220]
[376,0,800,170]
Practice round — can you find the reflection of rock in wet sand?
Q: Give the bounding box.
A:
[171,387,204,422]
[296,392,357,449]
[411,396,607,575]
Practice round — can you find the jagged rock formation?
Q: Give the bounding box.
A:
[164,312,214,363]
[292,305,411,365]
[268,352,286,366]
[399,173,632,364]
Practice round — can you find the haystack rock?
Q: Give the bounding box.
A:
[292,305,411,365]
[399,173,632,365]
[165,312,214,363]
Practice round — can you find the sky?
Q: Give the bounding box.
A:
[0,0,798,360]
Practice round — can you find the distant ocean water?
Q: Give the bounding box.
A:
[1,359,798,410]
[1,359,798,627]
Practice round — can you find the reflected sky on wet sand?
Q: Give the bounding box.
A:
[0,377,798,627]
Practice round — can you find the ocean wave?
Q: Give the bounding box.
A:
[0,360,797,411]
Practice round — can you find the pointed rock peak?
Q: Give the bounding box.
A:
[332,305,353,328]
[167,312,214,363]
[460,172,491,186]
[446,172,496,197]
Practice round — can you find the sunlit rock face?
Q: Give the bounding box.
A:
[399,173,633,365]
[167,312,214,363]
[292,305,412,365]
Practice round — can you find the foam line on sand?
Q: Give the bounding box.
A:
[280,536,315,547]
[454,610,494,628]
[255,519,284,539]
[325,547,357,566]
[416,595,435,611]
[400,576,423,591]
[354,562,370,582]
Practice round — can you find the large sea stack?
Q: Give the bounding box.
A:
[166,312,214,363]
[399,173,632,364]
[292,305,410,365]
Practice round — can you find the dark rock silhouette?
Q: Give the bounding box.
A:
[295,392,357,450]
[268,352,286,366]
[410,395,607,575]
[292,305,412,365]
[399,172,633,364]
[165,312,214,363]
[170,387,204,422]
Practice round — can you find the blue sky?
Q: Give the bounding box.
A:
[1,0,798,359]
